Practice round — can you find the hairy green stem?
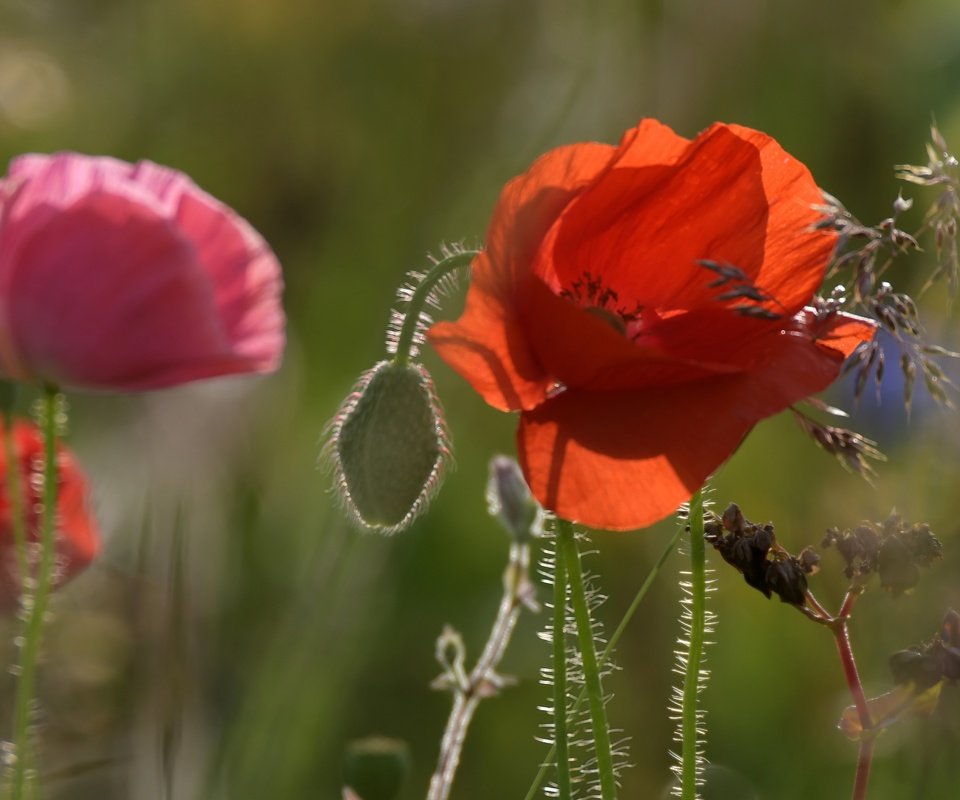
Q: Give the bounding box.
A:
[679,489,706,800]
[392,250,478,365]
[557,519,617,800]
[525,522,683,800]
[10,387,61,799]
[551,533,572,800]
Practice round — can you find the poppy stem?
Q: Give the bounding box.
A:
[392,249,479,365]
[551,530,573,800]
[524,522,683,800]
[556,518,618,800]
[9,386,62,800]
[679,488,707,800]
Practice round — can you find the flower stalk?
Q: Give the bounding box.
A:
[830,588,873,730]
[392,249,477,366]
[796,586,875,800]
[824,588,875,800]
[551,534,573,800]
[525,523,684,800]
[9,386,62,800]
[555,518,617,800]
[427,541,537,800]
[677,489,708,800]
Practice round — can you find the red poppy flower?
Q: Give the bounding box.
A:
[429,120,876,531]
[0,153,284,391]
[1,419,100,609]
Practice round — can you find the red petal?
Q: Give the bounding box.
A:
[485,141,617,293]
[520,278,734,392]
[428,257,551,412]
[517,312,873,530]
[540,123,834,316]
[800,309,877,358]
[429,141,615,411]
[1,420,99,609]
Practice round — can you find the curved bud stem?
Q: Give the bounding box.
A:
[393,249,478,365]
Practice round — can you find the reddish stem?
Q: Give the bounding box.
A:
[828,587,875,800]
[833,621,873,730]
[852,736,875,800]
[837,586,862,622]
[804,589,832,621]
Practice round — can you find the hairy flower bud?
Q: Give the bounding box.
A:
[485,456,541,543]
[327,360,450,534]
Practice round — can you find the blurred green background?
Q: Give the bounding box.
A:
[1,0,959,798]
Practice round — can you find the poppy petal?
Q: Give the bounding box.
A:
[517,312,873,530]
[1,193,244,389]
[98,159,285,370]
[0,153,285,391]
[542,123,833,315]
[170,187,285,372]
[428,259,551,412]
[520,277,735,392]
[429,142,615,411]
[485,141,617,291]
[1,419,99,609]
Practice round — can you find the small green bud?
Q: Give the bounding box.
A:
[343,737,410,800]
[328,361,450,533]
[485,455,540,543]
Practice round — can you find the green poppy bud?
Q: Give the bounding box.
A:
[343,737,410,800]
[328,360,450,533]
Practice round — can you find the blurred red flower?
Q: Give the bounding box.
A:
[0,153,284,391]
[429,120,875,530]
[1,419,99,609]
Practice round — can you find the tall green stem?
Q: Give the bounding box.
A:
[392,250,478,365]
[556,519,617,800]
[552,533,572,800]
[679,489,706,800]
[10,387,61,800]
[525,524,683,800]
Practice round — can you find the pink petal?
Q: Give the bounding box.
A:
[0,153,284,390]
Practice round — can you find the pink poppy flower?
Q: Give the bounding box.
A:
[0,153,284,391]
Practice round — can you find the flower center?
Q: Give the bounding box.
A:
[559,272,646,339]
